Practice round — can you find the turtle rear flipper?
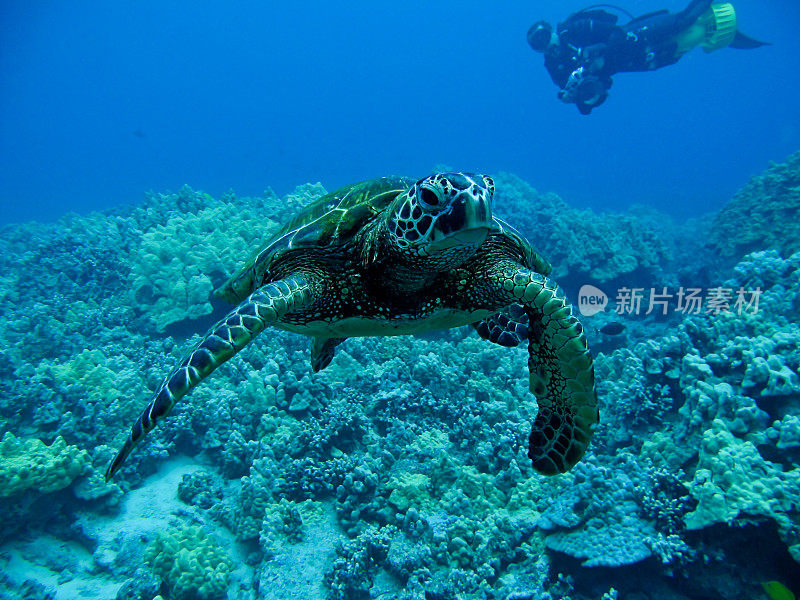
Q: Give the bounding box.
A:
[473,304,529,347]
[497,267,598,475]
[311,336,346,372]
[105,274,317,481]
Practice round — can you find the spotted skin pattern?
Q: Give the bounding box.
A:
[106,172,598,480]
[500,268,597,475]
[471,259,597,475]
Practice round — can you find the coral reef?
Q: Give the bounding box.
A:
[144,525,234,600]
[708,150,800,263]
[126,184,327,332]
[493,172,673,287]
[0,433,90,496]
[1,158,799,600]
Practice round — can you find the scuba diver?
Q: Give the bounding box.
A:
[527,0,769,114]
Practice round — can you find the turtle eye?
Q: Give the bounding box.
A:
[418,187,442,209]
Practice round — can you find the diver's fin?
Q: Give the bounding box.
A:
[729,31,770,49]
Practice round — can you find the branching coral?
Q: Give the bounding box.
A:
[324,526,393,600]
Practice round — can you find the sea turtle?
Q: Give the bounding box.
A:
[106,172,598,480]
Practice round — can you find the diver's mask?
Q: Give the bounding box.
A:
[528,21,556,52]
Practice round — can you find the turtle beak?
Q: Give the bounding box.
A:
[428,190,492,252]
[428,226,489,252]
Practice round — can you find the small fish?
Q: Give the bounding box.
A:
[598,322,626,336]
[762,581,795,600]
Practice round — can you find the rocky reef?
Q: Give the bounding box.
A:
[0,154,799,600]
[708,150,800,265]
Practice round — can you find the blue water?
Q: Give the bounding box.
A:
[2,4,800,600]
[2,0,799,224]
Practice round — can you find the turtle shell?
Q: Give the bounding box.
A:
[215,176,414,304]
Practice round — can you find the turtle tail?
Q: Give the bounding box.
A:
[105,275,315,481]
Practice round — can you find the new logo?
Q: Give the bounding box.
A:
[577,284,607,316]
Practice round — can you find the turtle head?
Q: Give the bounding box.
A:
[385,172,494,266]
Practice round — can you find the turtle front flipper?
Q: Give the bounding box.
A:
[105,275,316,481]
[497,267,598,475]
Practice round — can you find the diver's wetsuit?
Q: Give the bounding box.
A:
[602,0,713,72]
[541,0,717,113]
